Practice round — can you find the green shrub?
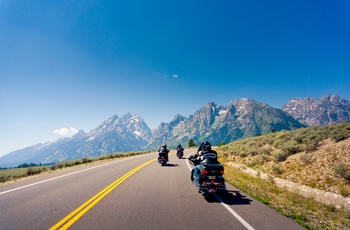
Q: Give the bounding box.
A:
[258,146,273,155]
[64,161,74,167]
[50,165,58,170]
[333,163,350,181]
[299,153,313,165]
[82,157,93,163]
[329,128,349,142]
[218,141,226,146]
[340,185,350,197]
[26,167,43,176]
[56,162,64,169]
[272,164,283,174]
[281,140,300,155]
[274,150,289,162]
[73,159,83,165]
[303,138,321,152]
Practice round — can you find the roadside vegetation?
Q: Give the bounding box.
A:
[0,151,150,183]
[218,122,350,229]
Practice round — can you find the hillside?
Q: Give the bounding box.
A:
[218,122,350,196]
[217,123,350,229]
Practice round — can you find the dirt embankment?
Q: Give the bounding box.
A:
[226,138,350,209]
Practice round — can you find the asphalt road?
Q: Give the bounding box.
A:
[0,150,305,230]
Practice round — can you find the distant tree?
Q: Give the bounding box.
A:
[188,139,197,148]
[218,141,226,146]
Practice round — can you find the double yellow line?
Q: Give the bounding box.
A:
[50,158,156,230]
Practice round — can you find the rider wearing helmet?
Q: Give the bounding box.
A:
[191,141,217,181]
[200,142,217,156]
[196,141,217,160]
[158,144,169,161]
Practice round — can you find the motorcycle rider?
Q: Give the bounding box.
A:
[191,141,217,181]
[176,144,184,152]
[176,144,184,157]
[158,144,169,161]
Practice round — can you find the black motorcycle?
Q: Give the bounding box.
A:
[158,149,169,166]
[190,153,226,197]
[176,147,184,159]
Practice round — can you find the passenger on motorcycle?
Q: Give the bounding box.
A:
[195,142,205,161]
[191,142,218,180]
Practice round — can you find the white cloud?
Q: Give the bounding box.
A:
[53,127,79,137]
[172,74,179,78]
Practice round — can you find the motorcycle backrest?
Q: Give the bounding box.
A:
[201,153,217,163]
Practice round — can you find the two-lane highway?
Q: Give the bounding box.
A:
[0,150,305,229]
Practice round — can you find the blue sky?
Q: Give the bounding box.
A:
[1,0,350,157]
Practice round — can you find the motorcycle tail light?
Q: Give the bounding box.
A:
[211,180,215,185]
[202,169,209,176]
[203,182,207,185]
[220,169,224,175]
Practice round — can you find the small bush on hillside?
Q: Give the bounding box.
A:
[329,128,349,142]
[276,131,287,140]
[50,165,58,170]
[272,164,283,175]
[258,146,274,155]
[340,185,350,197]
[299,152,314,165]
[247,154,274,167]
[281,140,300,155]
[272,138,285,149]
[333,163,350,182]
[218,141,226,146]
[0,175,13,182]
[26,167,47,176]
[73,159,83,165]
[82,157,94,163]
[274,150,289,162]
[56,162,64,169]
[303,138,321,152]
[64,161,74,167]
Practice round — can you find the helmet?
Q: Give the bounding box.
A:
[162,144,167,148]
[202,142,211,151]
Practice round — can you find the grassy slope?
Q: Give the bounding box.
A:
[218,122,350,229]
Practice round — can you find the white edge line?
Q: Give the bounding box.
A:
[0,154,152,195]
[185,152,255,230]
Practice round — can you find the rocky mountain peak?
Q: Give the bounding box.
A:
[282,94,350,126]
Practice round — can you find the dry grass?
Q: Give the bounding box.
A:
[218,122,350,229]
[222,161,350,230]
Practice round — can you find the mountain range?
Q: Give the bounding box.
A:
[1,94,349,167]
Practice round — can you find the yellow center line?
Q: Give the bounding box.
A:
[50,158,156,230]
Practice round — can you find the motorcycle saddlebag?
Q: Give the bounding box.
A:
[200,162,224,176]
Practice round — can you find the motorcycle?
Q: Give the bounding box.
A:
[190,153,226,197]
[158,149,169,166]
[176,147,184,159]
